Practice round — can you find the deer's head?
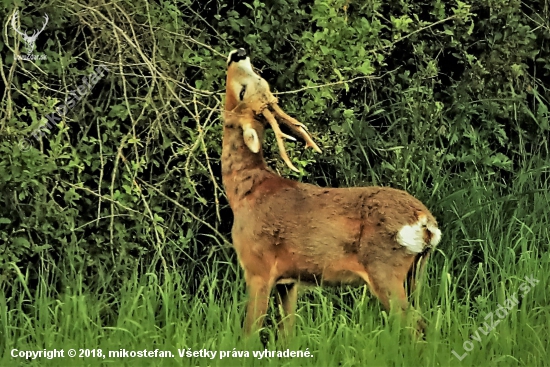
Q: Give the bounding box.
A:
[224,48,322,172]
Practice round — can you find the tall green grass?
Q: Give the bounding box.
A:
[1,163,549,367]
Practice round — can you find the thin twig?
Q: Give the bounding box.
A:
[274,70,398,95]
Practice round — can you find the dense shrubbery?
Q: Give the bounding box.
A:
[1,0,548,292]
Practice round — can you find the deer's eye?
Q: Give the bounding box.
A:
[239,85,247,101]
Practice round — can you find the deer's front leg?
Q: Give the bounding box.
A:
[244,273,274,335]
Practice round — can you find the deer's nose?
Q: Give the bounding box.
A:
[236,48,246,57]
[227,48,248,66]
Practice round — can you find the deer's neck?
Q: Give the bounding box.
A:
[221,124,274,208]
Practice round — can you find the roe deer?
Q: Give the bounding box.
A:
[222,48,441,337]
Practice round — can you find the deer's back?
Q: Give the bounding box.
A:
[230,173,436,284]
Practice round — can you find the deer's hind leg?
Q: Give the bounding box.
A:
[407,250,431,298]
[359,260,410,313]
[358,255,425,335]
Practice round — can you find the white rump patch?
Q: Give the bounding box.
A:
[427,224,442,247]
[396,214,441,254]
[243,126,260,153]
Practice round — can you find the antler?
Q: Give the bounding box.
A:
[268,102,322,153]
[261,109,300,172]
[258,101,322,172]
[33,14,49,39]
[11,11,26,38]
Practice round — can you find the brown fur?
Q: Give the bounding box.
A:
[222,54,440,337]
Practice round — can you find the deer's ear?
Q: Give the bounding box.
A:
[243,125,260,153]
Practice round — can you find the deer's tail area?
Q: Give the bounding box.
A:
[406,248,432,300]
